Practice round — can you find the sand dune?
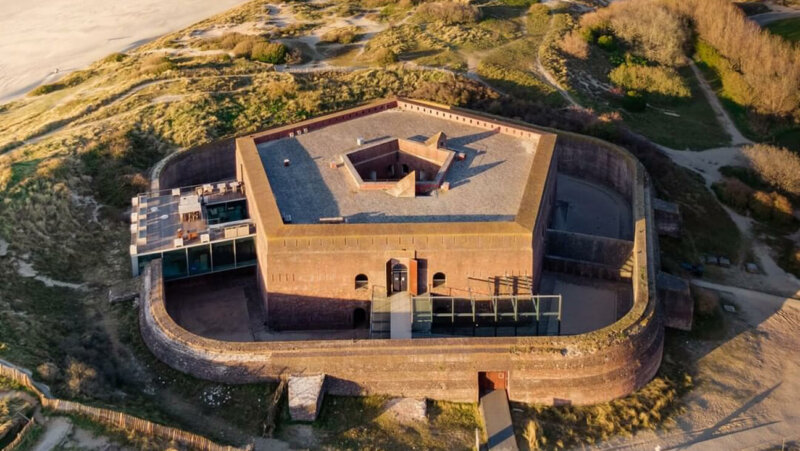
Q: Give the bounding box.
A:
[0,0,248,103]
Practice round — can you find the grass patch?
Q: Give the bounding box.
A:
[415,50,467,71]
[766,17,800,43]
[615,66,730,149]
[305,395,480,450]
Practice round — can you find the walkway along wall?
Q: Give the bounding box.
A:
[138,112,664,405]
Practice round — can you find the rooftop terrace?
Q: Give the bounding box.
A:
[130,181,254,256]
[257,109,539,224]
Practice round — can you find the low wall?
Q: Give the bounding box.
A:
[141,258,662,404]
[545,230,633,268]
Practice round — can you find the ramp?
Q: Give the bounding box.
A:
[370,292,413,339]
[479,390,518,451]
[390,292,413,339]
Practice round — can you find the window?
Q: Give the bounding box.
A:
[433,272,446,288]
[355,274,369,290]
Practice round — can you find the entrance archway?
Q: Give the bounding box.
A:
[391,263,408,293]
[353,307,367,328]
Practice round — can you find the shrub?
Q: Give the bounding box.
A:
[501,0,539,6]
[102,52,127,64]
[251,42,287,64]
[750,190,794,224]
[582,0,690,66]
[232,39,255,58]
[621,90,646,111]
[560,31,589,59]
[597,34,616,51]
[374,48,399,65]
[526,4,550,36]
[712,177,753,211]
[416,1,480,25]
[743,144,800,196]
[320,26,360,44]
[140,54,175,75]
[609,63,691,98]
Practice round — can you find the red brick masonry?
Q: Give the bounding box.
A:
[139,102,663,404]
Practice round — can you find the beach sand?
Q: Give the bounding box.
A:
[0,0,249,103]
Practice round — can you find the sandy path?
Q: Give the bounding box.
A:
[598,290,800,451]
[0,0,250,103]
[688,62,751,146]
[32,417,72,451]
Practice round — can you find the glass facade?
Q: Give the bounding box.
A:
[235,237,256,266]
[138,236,257,280]
[188,245,212,276]
[162,249,188,279]
[211,241,235,271]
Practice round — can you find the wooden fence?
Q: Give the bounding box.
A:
[0,362,251,451]
[5,416,37,451]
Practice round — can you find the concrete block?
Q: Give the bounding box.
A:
[380,398,427,424]
[288,374,326,421]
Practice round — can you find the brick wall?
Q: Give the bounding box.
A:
[139,122,663,405]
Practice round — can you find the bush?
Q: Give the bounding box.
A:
[526,3,550,36]
[560,31,589,59]
[416,1,480,25]
[209,33,288,64]
[140,54,175,75]
[712,177,754,211]
[756,191,793,224]
[621,90,647,111]
[320,26,360,44]
[232,40,255,58]
[597,34,616,51]
[742,144,800,196]
[581,0,690,66]
[251,42,287,64]
[102,52,127,64]
[609,63,691,98]
[374,48,399,65]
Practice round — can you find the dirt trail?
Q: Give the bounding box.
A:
[32,417,72,451]
[689,61,751,146]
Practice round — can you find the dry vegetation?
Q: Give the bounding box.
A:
[668,0,800,117]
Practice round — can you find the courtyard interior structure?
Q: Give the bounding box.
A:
[235,98,559,334]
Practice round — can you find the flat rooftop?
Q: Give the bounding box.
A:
[131,181,254,255]
[257,109,538,224]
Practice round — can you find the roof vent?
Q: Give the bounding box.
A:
[283,159,291,167]
[357,137,364,146]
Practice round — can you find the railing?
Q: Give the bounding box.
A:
[412,294,562,324]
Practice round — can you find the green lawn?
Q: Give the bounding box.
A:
[766,17,800,43]
[614,66,731,150]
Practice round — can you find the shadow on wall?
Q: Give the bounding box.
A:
[159,138,237,189]
[267,292,371,331]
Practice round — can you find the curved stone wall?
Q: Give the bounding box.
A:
[138,112,663,405]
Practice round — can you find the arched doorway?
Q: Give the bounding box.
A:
[392,263,408,293]
[353,307,367,328]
